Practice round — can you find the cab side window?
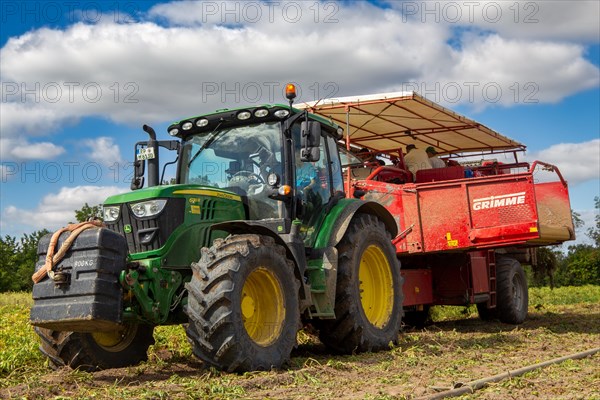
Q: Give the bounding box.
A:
[326,136,344,194]
[293,124,332,228]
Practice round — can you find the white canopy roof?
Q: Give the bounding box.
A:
[298,91,525,156]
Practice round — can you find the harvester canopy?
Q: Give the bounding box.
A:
[298,92,526,158]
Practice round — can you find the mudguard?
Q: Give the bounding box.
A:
[313,198,398,249]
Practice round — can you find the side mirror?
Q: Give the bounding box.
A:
[300,121,321,162]
[131,158,145,190]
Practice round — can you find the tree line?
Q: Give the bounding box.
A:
[0,200,598,293]
[0,203,101,292]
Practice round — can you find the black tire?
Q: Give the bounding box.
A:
[185,234,300,372]
[403,305,431,328]
[496,257,528,324]
[317,213,403,353]
[35,324,155,372]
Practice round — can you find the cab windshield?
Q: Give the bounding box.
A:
[179,122,284,219]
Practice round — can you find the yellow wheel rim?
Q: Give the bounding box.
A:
[91,324,137,352]
[241,267,285,346]
[359,245,394,328]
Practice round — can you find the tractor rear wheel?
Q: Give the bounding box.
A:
[35,324,154,371]
[185,234,300,372]
[496,257,528,324]
[317,213,403,353]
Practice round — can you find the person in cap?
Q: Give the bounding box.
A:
[426,146,446,168]
[404,144,432,178]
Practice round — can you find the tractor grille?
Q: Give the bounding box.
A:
[105,198,185,254]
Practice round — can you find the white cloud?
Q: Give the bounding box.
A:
[525,139,600,185]
[10,141,65,160]
[0,102,78,138]
[435,34,599,108]
[0,137,65,160]
[2,185,123,231]
[82,137,124,166]
[392,0,600,42]
[0,1,598,143]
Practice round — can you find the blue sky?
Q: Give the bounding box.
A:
[1,0,599,245]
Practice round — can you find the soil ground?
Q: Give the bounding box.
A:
[2,300,599,400]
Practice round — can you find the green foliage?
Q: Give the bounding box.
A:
[555,245,600,286]
[548,198,600,287]
[74,203,103,222]
[532,247,559,288]
[586,196,599,247]
[0,305,46,379]
[571,210,584,229]
[529,285,600,305]
[0,230,50,293]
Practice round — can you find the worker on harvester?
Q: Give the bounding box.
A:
[404,144,432,179]
[426,146,446,168]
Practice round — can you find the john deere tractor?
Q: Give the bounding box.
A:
[30,86,403,372]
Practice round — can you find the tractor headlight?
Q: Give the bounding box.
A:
[103,206,121,222]
[130,199,167,218]
[254,108,269,118]
[237,111,251,120]
[274,109,290,118]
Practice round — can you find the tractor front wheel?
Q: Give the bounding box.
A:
[496,257,528,324]
[35,324,154,372]
[185,234,300,372]
[317,213,403,353]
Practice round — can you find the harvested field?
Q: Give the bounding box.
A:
[1,286,599,399]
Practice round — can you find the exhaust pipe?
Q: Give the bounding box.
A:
[143,125,160,187]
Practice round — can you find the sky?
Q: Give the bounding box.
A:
[0,0,599,245]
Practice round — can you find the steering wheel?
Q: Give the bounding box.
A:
[230,170,265,184]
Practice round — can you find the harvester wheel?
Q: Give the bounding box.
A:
[496,257,528,324]
[185,234,300,372]
[35,324,154,372]
[317,213,403,353]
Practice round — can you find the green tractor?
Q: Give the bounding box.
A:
[30,87,403,372]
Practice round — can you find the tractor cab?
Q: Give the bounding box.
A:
[131,95,347,246]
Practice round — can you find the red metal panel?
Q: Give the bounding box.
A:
[469,253,489,294]
[417,182,471,252]
[401,269,433,306]
[356,170,571,254]
[415,166,464,183]
[358,180,418,254]
[431,261,470,305]
[467,175,540,245]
